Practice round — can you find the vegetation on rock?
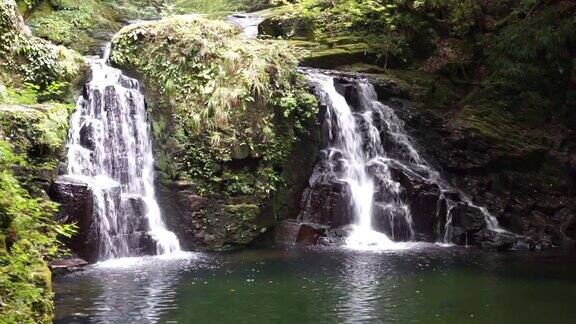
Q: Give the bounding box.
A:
[1,0,575,320]
[0,139,74,323]
[111,15,317,248]
[1,1,76,321]
[19,0,163,54]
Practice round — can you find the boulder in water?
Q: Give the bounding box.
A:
[48,176,100,262]
[121,195,149,233]
[372,203,412,241]
[275,220,302,244]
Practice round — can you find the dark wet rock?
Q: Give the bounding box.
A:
[49,257,89,276]
[275,220,301,244]
[79,123,96,151]
[450,203,488,233]
[334,79,363,112]
[48,176,100,262]
[296,223,329,245]
[372,203,412,241]
[297,161,354,228]
[47,176,155,262]
[121,232,157,256]
[443,190,462,202]
[445,203,523,250]
[383,164,445,241]
[321,225,355,245]
[387,89,576,247]
[274,220,330,246]
[121,195,149,233]
[474,229,519,251]
[157,181,208,250]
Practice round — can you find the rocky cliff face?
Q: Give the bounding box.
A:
[392,84,576,248]
[348,70,576,248]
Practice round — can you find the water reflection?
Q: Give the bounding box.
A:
[55,247,576,323]
[338,253,382,322]
[55,254,200,323]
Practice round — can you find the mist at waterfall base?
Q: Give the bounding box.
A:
[63,47,181,261]
[54,246,576,323]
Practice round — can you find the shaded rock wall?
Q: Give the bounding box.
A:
[378,74,576,247]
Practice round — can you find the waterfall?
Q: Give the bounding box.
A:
[305,72,398,249]
[304,71,502,249]
[64,45,181,260]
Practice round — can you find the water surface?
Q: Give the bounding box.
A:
[54,246,576,323]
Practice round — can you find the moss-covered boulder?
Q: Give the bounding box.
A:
[1,0,85,98]
[0,103,71,195]
[111,15,320,250]
[21,0,162,55]
[255,4,416,69]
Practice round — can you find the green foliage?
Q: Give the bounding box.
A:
[112,15,317,197]
[485,2,576,95]
[0,0,84,90]
[170,0,273,14]
[23,0,162,54]
[0,139,75,323]
[0,83,40,104]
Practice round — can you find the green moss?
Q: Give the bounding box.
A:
[0,103,71,196]
[23,0,161,54]
[222,203,263,245]
[112,15,316,196]
[171,0,272,14]
[1,0,85,90]
[223,204,260,221]
[0,139,74,323]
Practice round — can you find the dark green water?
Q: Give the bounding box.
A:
[54,245,576,323]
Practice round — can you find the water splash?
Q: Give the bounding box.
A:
[65,47,180,260]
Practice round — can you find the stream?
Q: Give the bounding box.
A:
[54,246,576,323]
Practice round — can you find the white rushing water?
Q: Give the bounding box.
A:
[305,73,400,250]
[305,71,502,250]
[227,13,263,38]
[65,45,180,260]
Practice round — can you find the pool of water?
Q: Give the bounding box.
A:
[54,245,576,323]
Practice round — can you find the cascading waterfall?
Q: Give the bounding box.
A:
[64,45,180,260]
[305,73,396,249]
[304,71,502,249]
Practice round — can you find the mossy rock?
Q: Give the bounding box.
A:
[24,0,161,55]
[0,103,71,195]
[112,14,319,250]
[224,204,260,221]
[258,6,315,40]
